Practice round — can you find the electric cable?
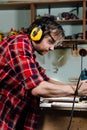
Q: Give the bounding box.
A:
[67,73,81,130]
[67,48,87,130]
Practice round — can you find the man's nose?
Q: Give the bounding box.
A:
[49,44,55,50]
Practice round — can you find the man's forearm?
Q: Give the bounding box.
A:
[31,81,75,97]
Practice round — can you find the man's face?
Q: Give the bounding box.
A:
[33,33,61,55]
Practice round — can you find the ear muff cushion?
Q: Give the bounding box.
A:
[30,27,43,41]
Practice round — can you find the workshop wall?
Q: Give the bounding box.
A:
[0,10,30,34]
[36,47,87,83]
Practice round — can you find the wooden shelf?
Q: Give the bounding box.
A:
[0,2,31,10]
[30,0,86,45]
[56,19,83,25]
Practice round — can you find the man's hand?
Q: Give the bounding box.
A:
[78,80,87,96]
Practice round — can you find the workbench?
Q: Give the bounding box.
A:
[37,97,87,130]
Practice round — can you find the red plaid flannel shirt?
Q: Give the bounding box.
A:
[0,34,49,130]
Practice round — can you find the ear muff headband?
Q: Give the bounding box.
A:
[30,25,43,41]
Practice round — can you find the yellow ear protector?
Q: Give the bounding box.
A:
[30,23,45,42]
[30,17,54,41]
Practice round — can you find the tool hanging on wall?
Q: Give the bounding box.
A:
[79,48,87,73]
[70,7,79,16]
[72,43,78,56]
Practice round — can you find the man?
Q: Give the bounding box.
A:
[0,16,86,130]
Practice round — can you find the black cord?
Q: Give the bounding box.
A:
[67,73,81,130]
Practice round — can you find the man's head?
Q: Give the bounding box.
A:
[28,16,65,55]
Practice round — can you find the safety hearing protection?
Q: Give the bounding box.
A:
[30,24,45,41]
[30,17,55,42]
